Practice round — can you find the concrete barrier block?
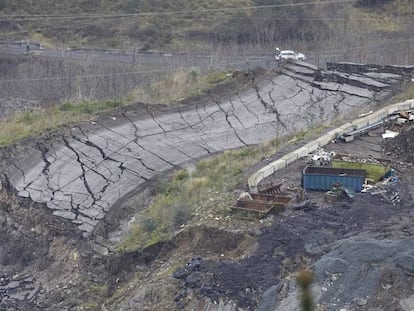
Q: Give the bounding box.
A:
[398,102,413,111]
[270,160,286,172]
[278,155,290,166]
[314,135,332,147]
[293,147,310,158]
[336,123,353,134]
[341,122,354,130]
[374,110,389,120]
[304,143,319,154]
[286,154,299,166]
[248,171,264,188]
[262,167,275,179]
[367,114,383,125]
[403,99,414,105]
[406,99,414,109]
[325,128,343,139]
[351,118,369,129]
[247,175,257,187]
[387,106,398,115]
[368,110,384,121]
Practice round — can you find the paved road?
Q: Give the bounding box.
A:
[0,44,275,71]
[2,61,409,235]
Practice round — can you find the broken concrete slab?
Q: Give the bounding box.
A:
[2,61,412,234]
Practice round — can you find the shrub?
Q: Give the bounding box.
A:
[172,203,192,227]
[140,217,158,233]
[173,169,189,181]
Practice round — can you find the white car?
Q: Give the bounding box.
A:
[275,50,306,61]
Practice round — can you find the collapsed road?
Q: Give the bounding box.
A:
[1,61,414,311]
[1,61,413,236]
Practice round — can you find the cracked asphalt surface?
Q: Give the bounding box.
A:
[1,61,411,234]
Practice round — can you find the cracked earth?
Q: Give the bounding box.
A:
[1,61,410,236]
[1,60,414,311]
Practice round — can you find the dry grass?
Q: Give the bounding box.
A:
[117,124,331,252]
[117,141,281,252]
[128,69,231,105]
[389,81,414,103]
[0,100,123,146]
[0,68,233,147]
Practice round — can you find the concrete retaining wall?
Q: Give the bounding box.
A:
[248,99,414,192]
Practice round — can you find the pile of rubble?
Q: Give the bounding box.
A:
[307,149,335,166]
[340,155,383,165]
[0,273,40,308]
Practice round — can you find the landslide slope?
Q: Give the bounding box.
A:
[0,60,413,310]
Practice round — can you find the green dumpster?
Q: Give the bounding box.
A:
[331,154,391,182]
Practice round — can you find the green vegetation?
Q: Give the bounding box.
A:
[0,68,234,146]
[297,270,314,311]
[0,100,122,146]
[388,80,414,103]
[129,69,233,105]
[80,301,99,311]
[117,125,330,252]
[117,144,271,251]
[89,284,109,297]
[117,137,285,252]
[3,0,412,51]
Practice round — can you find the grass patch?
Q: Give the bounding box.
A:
[128,69,233,105]
[388,80,414,103]
[117,142,281,252]
[0,66,234,147]
[0,68,234,147]
[117,125,331,252]
[89,284,109,297]
[0,100,122,146]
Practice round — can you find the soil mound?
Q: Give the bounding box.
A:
[385,128,414,163]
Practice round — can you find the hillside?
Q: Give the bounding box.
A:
[1,0,413,55]
[0,60,413,310]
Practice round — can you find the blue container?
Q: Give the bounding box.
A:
[303,166,366,192]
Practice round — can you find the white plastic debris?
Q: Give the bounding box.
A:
[308,148,335,166]
[382,130,399,139]
[238,191,253,200]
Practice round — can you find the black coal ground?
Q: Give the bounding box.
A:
[174,137,414,310]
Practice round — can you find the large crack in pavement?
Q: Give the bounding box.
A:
[1,61,412,235]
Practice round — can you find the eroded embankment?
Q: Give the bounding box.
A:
[0,61,413,310]
[1,61,412,237]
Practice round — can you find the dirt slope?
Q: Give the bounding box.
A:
[0,61,413,310]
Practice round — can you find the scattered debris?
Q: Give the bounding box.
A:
[382,130,399,139]
[259,180,285,194]
[308,149,335,166]
[360,173,401,205]
[238,191,253,200]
